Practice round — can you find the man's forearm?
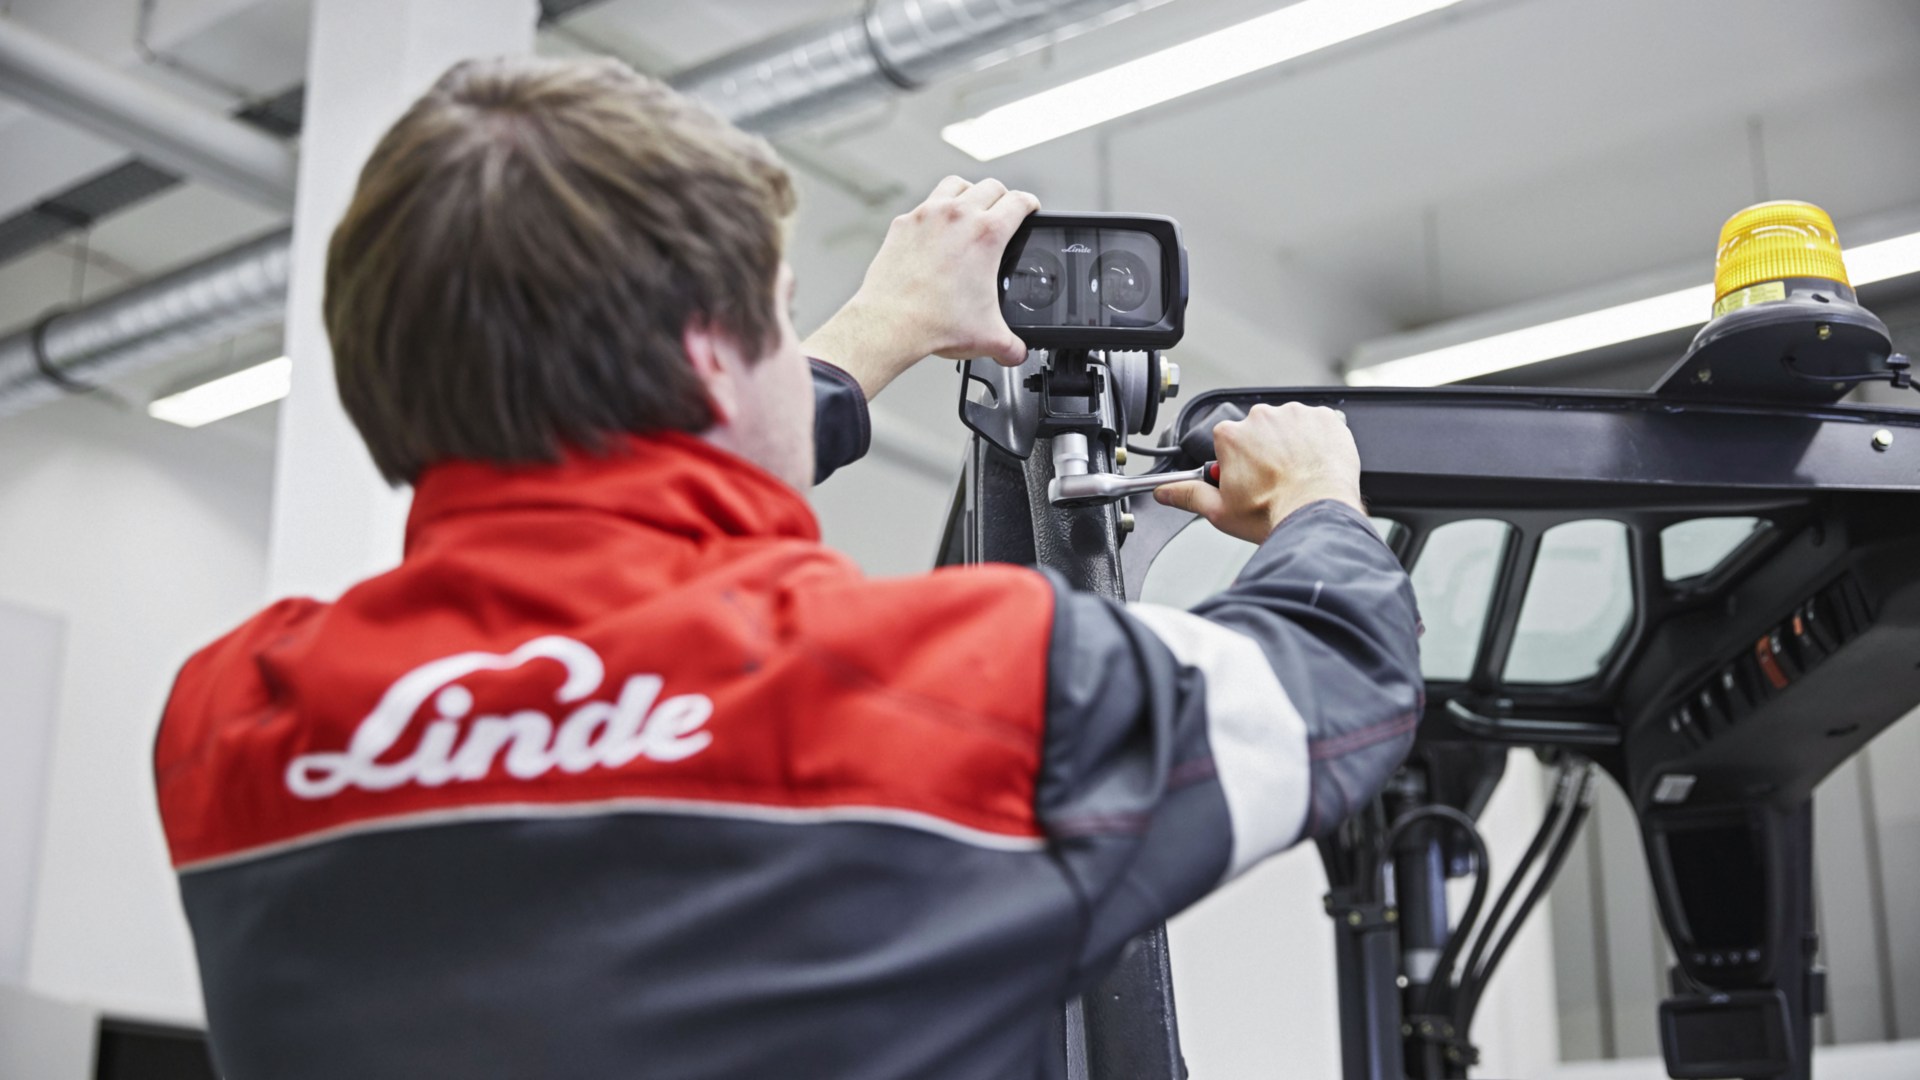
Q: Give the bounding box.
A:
[800,296,925,400]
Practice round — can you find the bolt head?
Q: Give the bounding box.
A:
[1694,368,1712,383]
[1347,911,1362,926]
[1873,428,1894,451]
[1119,512,1136,535]
[1818,323,1833,340]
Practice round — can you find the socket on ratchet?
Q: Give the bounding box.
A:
[1047,460,1220,508]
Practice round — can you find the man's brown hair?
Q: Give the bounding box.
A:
[325,56,796,485]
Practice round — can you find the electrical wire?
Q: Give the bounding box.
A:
[1784,352,1915,390]
[1125,442,1182,457]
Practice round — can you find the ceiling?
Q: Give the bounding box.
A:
[2,0,1918,454]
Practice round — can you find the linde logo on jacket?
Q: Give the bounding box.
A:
[284,636,714,799]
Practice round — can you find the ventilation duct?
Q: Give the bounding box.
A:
[0,229,290,417]
[675,0,1164,134]
[0,0,1156,418]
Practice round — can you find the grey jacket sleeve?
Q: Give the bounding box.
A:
[810,359,871,484]
[1035,499,1423,987]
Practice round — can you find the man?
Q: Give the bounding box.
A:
[155,55,1422,1079]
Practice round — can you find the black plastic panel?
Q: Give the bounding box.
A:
[96,1018,217,1080]
[1660,990,1792,1079]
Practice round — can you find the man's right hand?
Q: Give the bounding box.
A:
[1152,402,1365,544]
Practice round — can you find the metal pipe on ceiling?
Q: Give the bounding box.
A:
[0,16,299,211]
[0,228,291,417]
[0,0,1153,419]
[674,0,1161,134]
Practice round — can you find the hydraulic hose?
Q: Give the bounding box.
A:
[1377,805,1490,1020]
[1456,765,1597,1031]
[1454,760,1581,1013]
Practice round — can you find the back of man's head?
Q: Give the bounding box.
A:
[325,55,795,486]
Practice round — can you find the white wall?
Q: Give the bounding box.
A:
[0,394,273,1025]
[0,601,62,986]
[0,984,96,1080]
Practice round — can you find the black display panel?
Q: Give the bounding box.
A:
[1666,823,1766,950]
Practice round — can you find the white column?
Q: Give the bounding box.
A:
[267,0,539,601]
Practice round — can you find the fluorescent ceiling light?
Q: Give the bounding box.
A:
[1346,229,1920,388]
[148,355,291,428]
[1846,229,1920,286]
[941,0,1466,161]
[1346,287,1713,388]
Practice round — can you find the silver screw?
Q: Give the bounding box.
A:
[1695,369,1712,384]
[1873,429,1894,451]
[1115,445,1128,467]
[1818,323,1833,340]
[1118,512,1135,535]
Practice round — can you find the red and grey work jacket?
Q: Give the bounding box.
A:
[156,360,1423,1080]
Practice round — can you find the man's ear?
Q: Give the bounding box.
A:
[682,320,739,426]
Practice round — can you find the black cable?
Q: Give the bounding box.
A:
[1374,805,1491,1021]
[1788,369,1896,385]
[1453,761,1577,1016]
[1125,442,1182,457]
[1785,353,1916,391]
[1456,768,1596,1031]
[29,308,94,395]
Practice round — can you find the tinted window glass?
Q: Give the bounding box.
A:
[1369,517,1402,549]
[1408,519,1511,681]
[1662,517,1765,582]
[1504,519,1634,684]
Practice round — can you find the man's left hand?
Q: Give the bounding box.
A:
[802,176,1040,399]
